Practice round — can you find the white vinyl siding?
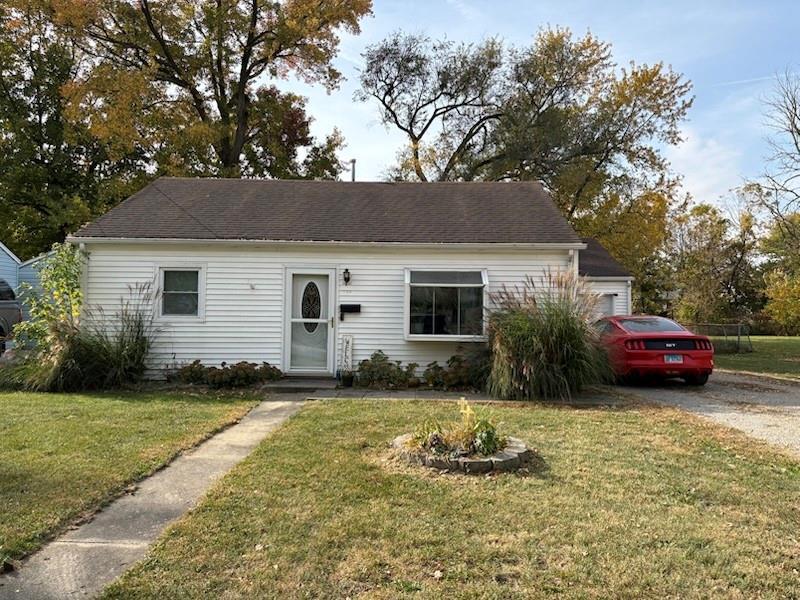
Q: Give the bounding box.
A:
[586,279,631,316]
[596,294,615,317]
[81,243,573,375]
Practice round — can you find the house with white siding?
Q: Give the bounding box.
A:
[68,178,632,377]
[579,238,634,317]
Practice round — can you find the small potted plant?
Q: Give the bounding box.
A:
[340,369,355,387]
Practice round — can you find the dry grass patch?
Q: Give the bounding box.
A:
[103,399,800,599]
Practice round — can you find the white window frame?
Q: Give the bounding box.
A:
[403,268,489,342]
[156,264,206,321]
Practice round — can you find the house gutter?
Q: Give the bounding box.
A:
[67,236,588,252]
[584,275,635,282]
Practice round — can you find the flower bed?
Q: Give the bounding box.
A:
[391,399,534,474]
[392,433,533,473]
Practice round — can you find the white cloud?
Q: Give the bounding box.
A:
[666,126,745,204]
[443,0,483,23]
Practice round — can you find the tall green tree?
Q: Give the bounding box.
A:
[359,29,691,202]
[671,204,762,323]
[746,74,800,254]
[0,0,146,259]
[742,74,800,331]
[358,28,692,303]
[58,0,372,178]
[761,212,800,274]
[763,269,800,334]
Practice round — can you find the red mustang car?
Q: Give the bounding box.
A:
[594,315,714,386]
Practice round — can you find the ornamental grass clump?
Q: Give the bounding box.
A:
[487,272,612,401]
[0,244,158,392]
[409,399,505,457]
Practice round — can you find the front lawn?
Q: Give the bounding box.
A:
[0,390,258,562]
[715,335,800,379]
[105,399,800,599]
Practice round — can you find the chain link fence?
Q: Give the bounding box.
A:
[683,323,753,354]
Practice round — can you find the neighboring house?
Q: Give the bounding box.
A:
[17,251,51,319]
[0,241,20,290]
[0,242,21,348]
[69,177,633,377]
[17,252,50,295]
[578,238,633,317]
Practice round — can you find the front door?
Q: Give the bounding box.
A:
[286,269,335,374]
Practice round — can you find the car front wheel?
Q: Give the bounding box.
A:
[684,373,709,386]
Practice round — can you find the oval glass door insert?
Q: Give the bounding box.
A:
[302,282,321,332]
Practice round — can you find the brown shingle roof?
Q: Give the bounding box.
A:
[579,238,632,278]
[74,177,582,245]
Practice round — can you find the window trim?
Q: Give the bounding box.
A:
[403,268,488,342]
[156,264,206,321]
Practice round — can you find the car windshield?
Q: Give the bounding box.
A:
[0,279,14,301]
[593,320,616,334]
[617,317,685,333]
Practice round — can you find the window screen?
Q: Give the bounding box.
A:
[162,270,199,316]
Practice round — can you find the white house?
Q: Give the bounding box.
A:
[69,178,632,377]
[579,238,633,317]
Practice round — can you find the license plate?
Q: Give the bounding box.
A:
[664,354,683,364]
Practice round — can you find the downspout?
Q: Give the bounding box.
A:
[627,280,633,315]
[78,242,89,320]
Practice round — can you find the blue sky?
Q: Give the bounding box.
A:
[281,0,798,204]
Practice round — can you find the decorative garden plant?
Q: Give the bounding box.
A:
[392,399,534,474]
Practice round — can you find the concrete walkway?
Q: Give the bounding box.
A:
[0,397,303,599]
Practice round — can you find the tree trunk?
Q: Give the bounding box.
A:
[410,139,428,182]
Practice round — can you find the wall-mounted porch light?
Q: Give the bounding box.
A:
[343,268,351,285]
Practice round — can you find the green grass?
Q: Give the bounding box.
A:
[0,390,259,562]
[104,399,800,599]
[714,336,800,379]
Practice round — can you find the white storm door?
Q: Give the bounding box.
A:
[287,269,335,374]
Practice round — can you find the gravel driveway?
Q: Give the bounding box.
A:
[627,371,800,458]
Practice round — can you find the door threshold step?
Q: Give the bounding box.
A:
[263,377,338,393]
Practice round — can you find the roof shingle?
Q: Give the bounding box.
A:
[74,177,582,245]
[579,238,632,278]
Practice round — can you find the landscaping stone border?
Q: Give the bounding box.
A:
[391,433,534,474]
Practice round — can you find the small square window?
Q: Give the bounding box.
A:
[162,269,200,316]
